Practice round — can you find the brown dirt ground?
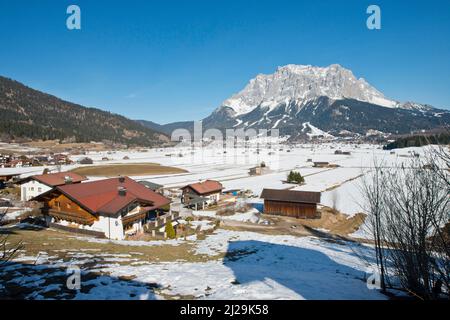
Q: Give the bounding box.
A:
[1,227,209,264]
[221,206,366,241]
[70,163,187,177]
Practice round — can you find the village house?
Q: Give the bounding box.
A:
[138,181,164,194]
[32,156,50,166]
[0,173,21,183]
[260,188,321,219]
[0,154,37,168]
[6,159,24,168]
[50,154,73,165]
[0,154,12,167]
[33,176,171,240]
[313,161,329,168]
[19,172,87,201]
[334,150,351,155]
[181,180,223,210]
[0,173,21,189]
[0,198,12,207]
[78,157,93,165]
[248,163,271,176]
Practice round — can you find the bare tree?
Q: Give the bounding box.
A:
[0,208,23,267]
[330,190,339,212]
[362,150,449,299]
[361,161,388,292]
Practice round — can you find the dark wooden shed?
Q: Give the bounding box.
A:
[260,189,321,219]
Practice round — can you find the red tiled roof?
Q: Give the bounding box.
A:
[33,172,87,187]
[57,176,170,215]
[183,180,223,195]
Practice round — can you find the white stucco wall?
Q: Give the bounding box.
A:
[21,181,52,201]
[49,205,146,240]
[54,215,125,240]
[207,192,220,204]
[91,216,124,240]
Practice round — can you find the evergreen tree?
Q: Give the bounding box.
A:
[287,170,305,184]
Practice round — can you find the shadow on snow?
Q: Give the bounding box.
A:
[0,261,159,300]
[222,240,385,300]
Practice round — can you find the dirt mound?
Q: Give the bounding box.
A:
[297,206,366,236]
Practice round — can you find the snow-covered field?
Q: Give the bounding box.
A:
[2,143,435,237]
[95,230,386,300]
[1,142,437,299]
[2,228,386,300]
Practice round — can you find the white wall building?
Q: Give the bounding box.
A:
[21,180,52,201]
[19,172,87,202]
[32,176,171,240]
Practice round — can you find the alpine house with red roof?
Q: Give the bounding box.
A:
[33,176,171,240]
[20,172,87,201]
[181,180,223,210]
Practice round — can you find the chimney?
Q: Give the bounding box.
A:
[118,176,125,183]
[118,186,127,196]
[64,176,73,184]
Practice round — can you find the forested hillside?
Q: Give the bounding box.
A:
[0,76,169,146]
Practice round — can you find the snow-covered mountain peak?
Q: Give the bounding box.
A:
[221,64,398,116]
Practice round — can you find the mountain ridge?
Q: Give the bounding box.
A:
[0,76,169,146]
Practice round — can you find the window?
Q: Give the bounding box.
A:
[128,203,138,212]
[38,187,42,192]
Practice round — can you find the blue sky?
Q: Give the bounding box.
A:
[0,0,449,123]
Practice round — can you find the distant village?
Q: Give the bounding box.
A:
[0,152,95,168]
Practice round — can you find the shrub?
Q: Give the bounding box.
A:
[165,219,176,239]
[216,207,235,216]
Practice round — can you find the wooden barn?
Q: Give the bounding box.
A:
[260,189,321,219]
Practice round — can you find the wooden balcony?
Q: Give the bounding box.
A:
[145,212,180,230]
[121,211,146,225]
[46,209,97,226]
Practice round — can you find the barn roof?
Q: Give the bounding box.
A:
[182,180,223,195]
[260,189,321,204]
[138,181,163,191]
[28,172,87,187]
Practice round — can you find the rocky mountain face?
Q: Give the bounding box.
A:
[0,76,169,146]
[220,64,399,115]
[145,64,449,140]
[204,64,448,138]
